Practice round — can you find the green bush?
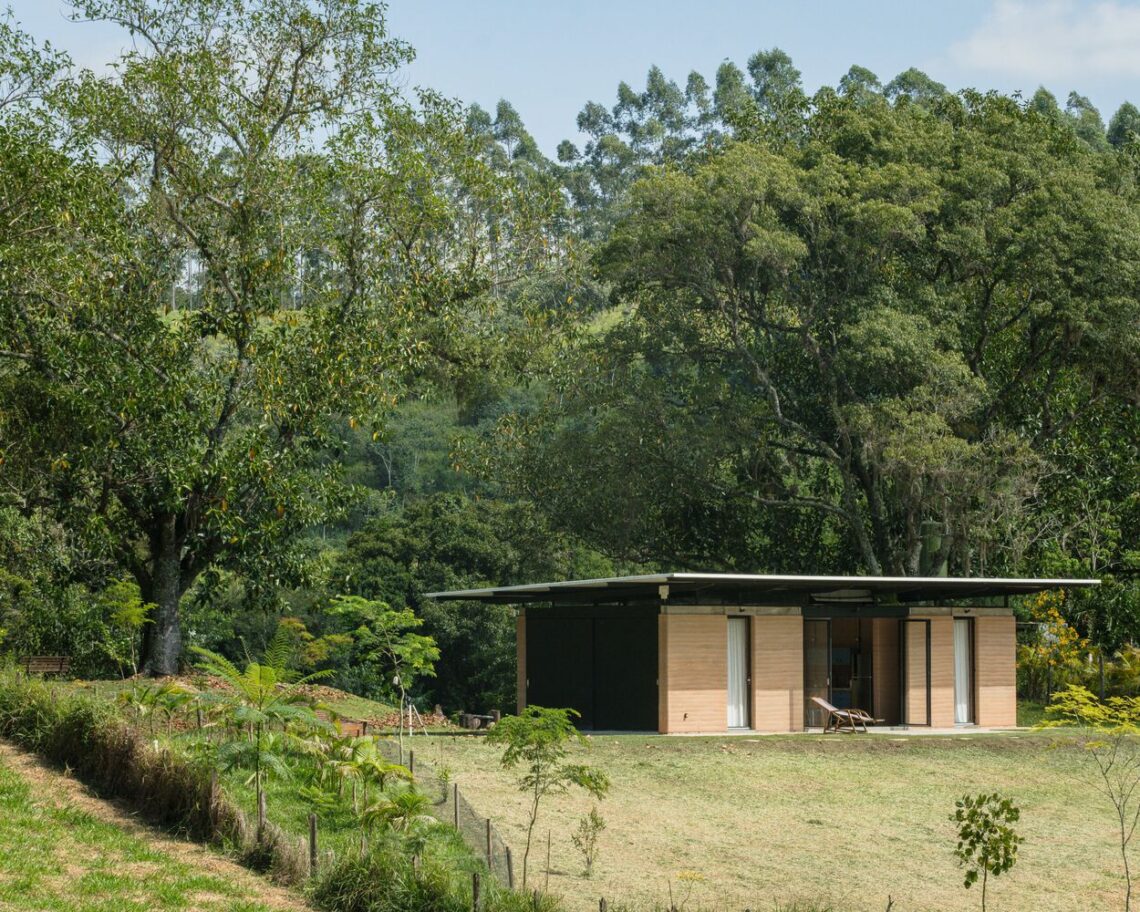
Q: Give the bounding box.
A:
[311,829,562,912]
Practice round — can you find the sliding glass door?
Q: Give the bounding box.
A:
[954,618,974,724]
[804,619,830,728]
[727,617,750,729]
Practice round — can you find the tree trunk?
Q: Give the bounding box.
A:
[142,514,183,676]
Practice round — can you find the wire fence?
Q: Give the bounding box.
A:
[377,735,515,888]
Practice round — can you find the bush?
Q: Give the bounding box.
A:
[311,830,563,912]
[0,668,312,883]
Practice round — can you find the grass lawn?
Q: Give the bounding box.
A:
[423,730,1125,912]
[0,745,310,912]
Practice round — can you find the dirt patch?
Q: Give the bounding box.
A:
[0,739,315,912]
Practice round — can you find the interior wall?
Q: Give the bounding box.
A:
[751,616,803,731]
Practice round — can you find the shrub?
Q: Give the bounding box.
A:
[0,669,308,884]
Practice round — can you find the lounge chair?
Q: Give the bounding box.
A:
[811,696,883,733]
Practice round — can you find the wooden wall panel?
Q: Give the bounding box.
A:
[975,615,1017,727]
[661,615,727,733]
[904,621,929,725]
[751,616,803,732]
[930,620,957,725]
[516,612,526,713]
[927,616,956,727]
[871,618,899,725]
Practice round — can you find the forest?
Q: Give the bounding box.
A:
[0,0,1137,716]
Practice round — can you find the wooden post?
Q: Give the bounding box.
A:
[600,900,607,912]
[196,706,203,729]
[257,789,267,835]
[453,783,459,828]
[472,872,481,912]
[409,750,415,776]
[545,830,551,892]
[485,817,492,865]
[412,853,421,876]
[532,889,540,911]
[491,709,501,723]
[362,719,368,736]
[309,813,318,877]
[506,846,514,889]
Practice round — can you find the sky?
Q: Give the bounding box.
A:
[10,0,1140,155]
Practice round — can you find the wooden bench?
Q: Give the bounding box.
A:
[18,655,71,677]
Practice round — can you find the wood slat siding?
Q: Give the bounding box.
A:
[751,616,803,731]
[871,619,899,725]
[904,622,929,725]
[975,615,1017,727]
[659,615,727,733]
[516,613,526,713]
[930,616,956,727]
[911,615,956,727]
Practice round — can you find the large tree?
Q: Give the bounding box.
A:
[0,0,530,673]
[496,90,1140,576]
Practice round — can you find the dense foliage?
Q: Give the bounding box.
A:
[0,2,1136,707]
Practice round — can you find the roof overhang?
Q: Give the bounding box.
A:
[425,572,1100,607]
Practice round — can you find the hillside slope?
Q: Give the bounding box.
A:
[0,740,313,912]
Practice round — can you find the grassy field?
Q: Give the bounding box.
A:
[0,744,310,912]
[423,730,1123,912]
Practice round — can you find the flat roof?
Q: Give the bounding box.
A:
[426,572,1100,605]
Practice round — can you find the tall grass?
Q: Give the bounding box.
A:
[0,667,320,881]
[311,828,564,912]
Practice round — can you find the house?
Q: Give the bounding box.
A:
[427,573,1099,733]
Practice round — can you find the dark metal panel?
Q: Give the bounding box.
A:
[525,616,594,728]
[593,614,658,731]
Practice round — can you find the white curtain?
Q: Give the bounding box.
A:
[727,618,749,728]
[954,619,972,724]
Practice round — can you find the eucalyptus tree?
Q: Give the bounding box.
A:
[497,90,1140,576]
[0,0,536,674]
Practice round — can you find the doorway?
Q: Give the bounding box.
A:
[727,617,750,728]
[803,619,830,727]
[954,618,974,724]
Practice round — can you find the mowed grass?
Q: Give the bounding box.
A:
[0,754,284,912]
[424,730,1124,912]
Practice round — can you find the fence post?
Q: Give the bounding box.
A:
[196,706,203,729]
[472,872,481,912]
[532,889,540,912]
[362,720,368,736]
[545,830,551,892]
[409,750,415,776]
[453,782,459,828]
[485,817,492,866]
[600,900,607,912]
[309,813,318,877]
[257,789,267,835]
[506,846,514,889]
